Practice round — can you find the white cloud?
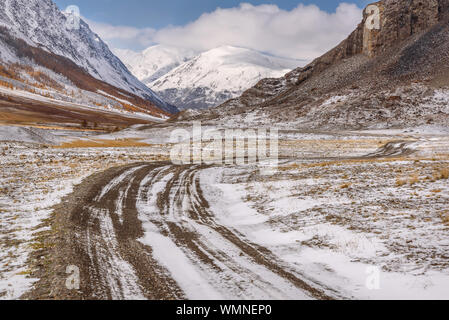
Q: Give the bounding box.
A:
[85,18,156,49]
[86,2,362,60]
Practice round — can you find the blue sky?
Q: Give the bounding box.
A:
[54,0,370,28]
[53,1,371,60]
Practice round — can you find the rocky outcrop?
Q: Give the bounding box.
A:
[363,0,440,57]
[303,0,445,80]
[217,0,449,105]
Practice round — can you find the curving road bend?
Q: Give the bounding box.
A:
[25,139,418,300]
[66,162,340,300]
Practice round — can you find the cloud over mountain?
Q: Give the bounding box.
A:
[88,2,362,60]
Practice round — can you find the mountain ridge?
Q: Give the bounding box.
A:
[150,45,304,110]
[0,0,177,114]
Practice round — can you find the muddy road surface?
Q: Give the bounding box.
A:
[25,140,416,300]
[26,162,343,300]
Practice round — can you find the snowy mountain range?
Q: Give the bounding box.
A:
[120,45,305,110]
[0,0,300,116]
[0,0,176,115]
[114,45,197,85]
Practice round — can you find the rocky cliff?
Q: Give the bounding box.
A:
[294,0,447,86]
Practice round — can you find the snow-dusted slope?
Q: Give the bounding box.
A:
[150,46,305,110]
[114,45,197,85]
[0,0,176,113]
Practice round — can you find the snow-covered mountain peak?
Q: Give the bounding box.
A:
[149,45,305,110]
[193,45,301,71]
[114,45,197,85]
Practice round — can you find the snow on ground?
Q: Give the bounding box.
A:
[93,124,222,145]
[85,206,146,300]
[199,136,449,299]
[0,141,169,299]
[136,167,229,299]
[356,126,449,137]
[97,90,137,107]
[91,126,178,145]
[0,126,71,145]
[135,165,312,300]
[1,125,449,300]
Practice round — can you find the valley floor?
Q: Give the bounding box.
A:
[0,126,449,299]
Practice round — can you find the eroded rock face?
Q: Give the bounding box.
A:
[317,0,446,62]
[279,0,449,87]
[363,0,441,57]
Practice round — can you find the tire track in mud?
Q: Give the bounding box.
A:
[85,163,344,299]
[25,163,185,300]
[149,165,338,300]
[27,161,340,300]
[25,139,416,300]
[73,163,187,300]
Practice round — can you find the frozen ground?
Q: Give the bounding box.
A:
[200,158,449,299]
[0,140,169,299]
[0,125,448,300]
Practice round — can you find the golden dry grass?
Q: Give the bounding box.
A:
[440,211,449,226]
[339,183,352,189]
[396,177,407,187]
[54,139,151,149]
[409,173,420,185]
[440,168,449,179]
[432,167,449,181]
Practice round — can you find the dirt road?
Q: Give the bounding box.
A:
[25,162,343,300]
[24,140,418,300]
